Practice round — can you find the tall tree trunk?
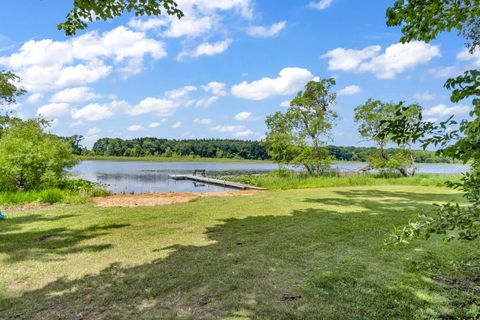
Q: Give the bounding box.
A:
[304,164,314,176]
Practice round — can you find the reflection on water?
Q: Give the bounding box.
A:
[69,160,469,194]
[92,172,231,194]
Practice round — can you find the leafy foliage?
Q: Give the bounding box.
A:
[387,0,480,53]
[0,71,26,105]
[264,79,338,175]
[326,145,452,163]
[355,99,422,176]
[60,135,87,155]
[58,0,183,35]
[383,0,480,242]
[0,119,78,191]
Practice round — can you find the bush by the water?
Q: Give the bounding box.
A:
[0,118,77,191]
[0,183,109,205]
[0,118,108,204]
[227,170,460,190]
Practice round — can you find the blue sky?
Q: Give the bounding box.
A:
[0,0,478,148]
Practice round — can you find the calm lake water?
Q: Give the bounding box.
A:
[69,160,469,194]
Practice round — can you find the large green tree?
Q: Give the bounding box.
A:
[354,99,422,177]
[264,79,338,175]
[382,0,480,242]
[0,119,77,191]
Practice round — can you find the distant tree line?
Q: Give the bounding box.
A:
[90,138,270,160]
[60,136,453,164]
[326,146,452,164]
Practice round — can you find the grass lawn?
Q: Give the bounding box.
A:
[0,185,478,319]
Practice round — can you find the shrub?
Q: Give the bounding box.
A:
[0,119,78,191]
[38,189,64,204]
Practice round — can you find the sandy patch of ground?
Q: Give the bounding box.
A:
[93,190,261,208]
[1,203,51,214]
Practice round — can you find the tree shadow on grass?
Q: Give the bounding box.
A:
[304,189,460,216]
[0,191,477,319]
[0,223,129,263]
[0,214,76,233]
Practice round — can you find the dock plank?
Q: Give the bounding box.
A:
[169,175,267,190]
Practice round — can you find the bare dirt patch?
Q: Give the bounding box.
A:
[1,203,51,214]
[93,190,260,208]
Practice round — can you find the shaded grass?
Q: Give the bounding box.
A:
[0,185,478,319]
[228,173,461,190]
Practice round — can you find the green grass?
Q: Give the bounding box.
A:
[77,155,272,163]
[0,185,478,319]
[228,173,461,190]
[0,188,108,206]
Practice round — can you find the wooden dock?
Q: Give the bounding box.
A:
[168,175,267,190]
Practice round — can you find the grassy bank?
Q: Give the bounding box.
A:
[0,180,109,206]
[0,188,109,206]
[227,173,462,190]
[0,185,478,319]
[77,155,272,163]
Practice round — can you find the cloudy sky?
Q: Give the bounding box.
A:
[0,0,478,147]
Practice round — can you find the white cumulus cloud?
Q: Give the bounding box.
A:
[26,93,43,104]
[50,86,101,103]
[165,86,197,100]
[231,67,316,100]
[456,48,480,66]
[128,0,253,36]
[234,111,252,121]
[71,101,125,122]
[193,118,212,125]
[178,39,232,60]
[127,97,179,117]
[309,0,334,10]
[148,122,161,128]
[127,124,145,132]
[321,41,440,79]
[337,85,362,96]
[424,104,472,117]
[194,96,219,108]
[37,103,70,118]
[172,121,182,129]
[234,129,254,138]
[86,127,101,136]
[413,91,437,101]
[202,81,227,96]
[210,124,255,138]
[210,125,246,133]
[0,26,166,92]
[427,66,461,79]
[247,21,286,38]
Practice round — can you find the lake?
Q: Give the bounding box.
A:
[69,160,469,194]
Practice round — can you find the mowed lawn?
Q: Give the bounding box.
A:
[0,186,478,319]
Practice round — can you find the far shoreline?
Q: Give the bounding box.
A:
[75,155,462,165]
[76,155,274,164]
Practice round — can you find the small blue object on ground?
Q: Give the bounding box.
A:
[0,211,5,220]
